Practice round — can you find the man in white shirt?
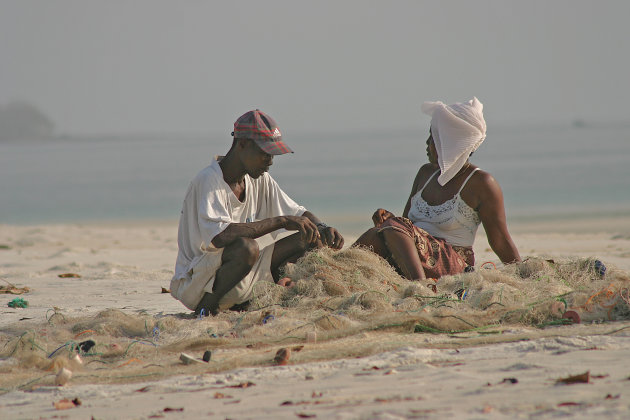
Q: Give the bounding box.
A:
[170,109,344,316]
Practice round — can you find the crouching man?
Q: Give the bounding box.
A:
[170,109,344,316]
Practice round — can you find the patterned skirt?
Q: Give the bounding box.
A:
[377,217,474,279]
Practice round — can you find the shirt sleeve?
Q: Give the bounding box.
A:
[258,173,307,219]
[197,173,232,248]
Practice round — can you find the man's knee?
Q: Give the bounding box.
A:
[227,237,260,267]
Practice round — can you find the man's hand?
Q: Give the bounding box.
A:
[372,208,395,227]
[319,226,344,250]
[283,216,320,244]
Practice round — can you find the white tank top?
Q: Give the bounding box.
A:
[407,168,481,247]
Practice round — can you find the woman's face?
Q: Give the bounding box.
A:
[426,132,438,165]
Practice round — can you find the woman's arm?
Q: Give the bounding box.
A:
[475,172,521,264]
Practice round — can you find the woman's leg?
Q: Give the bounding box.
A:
[381,229,426,280]
[354,227,426,280]
[353,227,390,258]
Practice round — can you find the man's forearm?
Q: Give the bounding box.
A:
[302,211,322,226]
[211,217,286,248]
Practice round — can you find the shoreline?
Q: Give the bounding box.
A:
[3,207,630,235]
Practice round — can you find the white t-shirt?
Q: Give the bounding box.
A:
[172,158,307,282]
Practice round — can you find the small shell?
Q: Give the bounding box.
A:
[71,354,83,365]
[179,352,203,365]
[274,348,291,365]
[55,368,72,386]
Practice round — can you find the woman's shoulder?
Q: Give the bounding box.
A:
[466,167,503,199]
[416,163,439,179]
[412,163,439,188]
[468,167,499,186]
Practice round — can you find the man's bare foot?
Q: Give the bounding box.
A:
[195,292,220,316]
[277,277,295,288]
[228,300,250,312]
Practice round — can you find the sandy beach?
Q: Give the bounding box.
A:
[1,215,630,419]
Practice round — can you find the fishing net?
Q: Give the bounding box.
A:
[2,247,629,391]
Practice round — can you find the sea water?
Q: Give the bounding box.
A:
[1,123,629,235]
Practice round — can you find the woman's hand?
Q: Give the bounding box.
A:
[372,208,395,227]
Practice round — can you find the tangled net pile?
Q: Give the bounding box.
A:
[1,247,629,390]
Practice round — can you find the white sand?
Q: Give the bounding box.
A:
[1,216,630,419]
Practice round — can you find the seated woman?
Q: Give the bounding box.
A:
[354,97,520,281]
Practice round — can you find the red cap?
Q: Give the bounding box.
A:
[232,109,293,155]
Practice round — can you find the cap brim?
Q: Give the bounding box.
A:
[254,139,294,155]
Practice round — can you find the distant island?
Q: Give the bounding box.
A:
[0,101,55,141]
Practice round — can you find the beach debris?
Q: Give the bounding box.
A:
[260,311,275,324]
[179,352,204,365]
[281,395,328,406]
[55,367,73,386]
[556,371,590,385]
[593,259,606,277]
[53,398,81,410]
[562,310,581,324]
[550,301,567,317]
[163,407,184,412]
[500,377,518,384]
[605,394,620,400]
[74,329,95,339]
[0,244,11,250]
[214,392,232,399]
[77,339,96,353]
[227,381,255,388]
[0,280,30,295]
[296,413,316,418]
[274,347,291,365]
[71,353,83,365]
[7,297,28,308]
[161,287,170,293]
[58,273,81,278]
[306,331,317,343]
[224,399,242,405]
[202,350,212,362]
[118,358,142,368]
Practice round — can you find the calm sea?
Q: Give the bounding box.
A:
[2,123,629,236]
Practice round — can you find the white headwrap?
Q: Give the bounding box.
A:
[421,97,486,186]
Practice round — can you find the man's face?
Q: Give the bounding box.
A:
[239,139,274,178]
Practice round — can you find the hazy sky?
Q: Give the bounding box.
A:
[1,0,628,134]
